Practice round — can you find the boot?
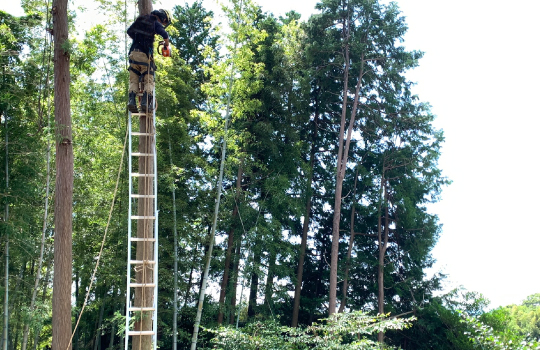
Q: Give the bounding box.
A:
[127,92,138,113]
[140,92,154,113]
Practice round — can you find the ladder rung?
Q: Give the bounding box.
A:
[129,237,156,242]
[131,173,155,177]
[128,307,156,312]
[131,215,156,220]
[129,283,156,288]
[132,153,154,157]
[130,194,156,198]
[129,260,156,265]
[128,331,155,336]
[132,132,155,136]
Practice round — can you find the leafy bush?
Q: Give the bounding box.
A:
[204,311,415,350]
[463,314,540,350]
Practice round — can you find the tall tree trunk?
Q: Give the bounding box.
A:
[291,102,318,327]
[218,165,243,325]
[247,250,261,318]
[51,0,74,347]
[377,176,389,344]
[168,135,179,350]
[264,248,276,311]
[108,323,115,350]
[3,114,9,350]
[329,9,365,313]
[229,239,242,325]
[339,168,359,313]
[181,245,196,318]
[93,301,104,350]
[309,251,325,325]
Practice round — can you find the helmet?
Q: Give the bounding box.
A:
[152,9,172,28]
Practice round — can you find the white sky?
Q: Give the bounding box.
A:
[2,0,540,309]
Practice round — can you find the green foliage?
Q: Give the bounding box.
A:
[206,311,414,350]
[463,314,540,350]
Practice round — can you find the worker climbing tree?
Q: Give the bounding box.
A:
[127,9,171,113]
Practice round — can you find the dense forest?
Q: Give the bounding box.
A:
[0,0,539,349]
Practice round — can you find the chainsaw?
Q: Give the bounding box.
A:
[157,41,171,57]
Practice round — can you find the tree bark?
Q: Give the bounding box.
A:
[291,100,319,327]
[2,114,9,350]
[247,250,261,318]
[218,165,242,325]
[264,248,276,309]
[339,168,359,313]
[377,174,389,344]
[51,0,74,347]
[229,238,242,325]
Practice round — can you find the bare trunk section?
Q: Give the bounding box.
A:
[218,165,243,325]
[93,300,105,350]
[2,109,9,350]
[168,134,179,350]
[229,239,242,325]
[264,248,276,310]
[291,140,316,327]
[292,94,320,326]
[138,1,153,19]
[247,250,261,318]
[339,168,359,313]
[51,0,74,347]
[377,174,389,344]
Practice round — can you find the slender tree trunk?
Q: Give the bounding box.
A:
[51,0,74,346]
[339,168,359,313]
[73,271,79,350]
[33,253,53,350]
[108,323,115,350]
[229,239,242,325]
[377,177,389,344]
[292,105,318,327]
[247,250,261,318]
[93,301,104,350]
[22,123,52,350]
[3,114,9,350]
[329,9,366,313]
[309,252,325,325]
[191,10,237,345]
[181,246,196,314]
[168,134,179,350]
[264,248,276,310]
[218,165,242,324]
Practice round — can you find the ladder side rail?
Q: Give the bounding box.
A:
[152,90,158,350]
[125,111,133,350]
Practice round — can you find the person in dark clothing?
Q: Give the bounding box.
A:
[127,9,171,113]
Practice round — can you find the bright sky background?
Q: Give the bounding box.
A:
[2,0,540,309]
